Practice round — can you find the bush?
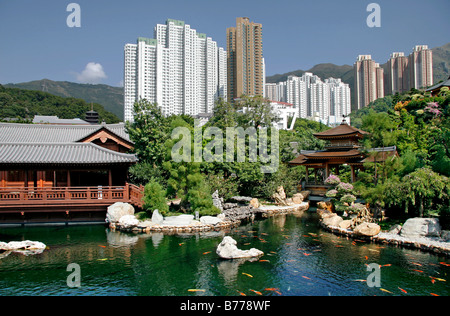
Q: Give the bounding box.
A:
[143,180,169,216]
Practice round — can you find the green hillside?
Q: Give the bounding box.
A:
[4,79,124,120]
[0,85,120,123]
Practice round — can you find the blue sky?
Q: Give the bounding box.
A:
[1,0,449,87]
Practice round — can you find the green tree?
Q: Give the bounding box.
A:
[125,99,170,166]
[142,180,169,216]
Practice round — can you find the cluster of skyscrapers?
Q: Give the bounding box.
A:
[265,73,351,125]
[354,45,433,109]
[124,17,264,122]
[123,17,434,124]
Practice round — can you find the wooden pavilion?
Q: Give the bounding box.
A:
[289,119,398,196]
[0,122,144,224]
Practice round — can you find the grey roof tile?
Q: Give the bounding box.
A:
[0,142,137,165]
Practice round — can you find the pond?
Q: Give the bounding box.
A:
[0,213,449,296]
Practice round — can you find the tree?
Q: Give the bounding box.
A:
[125,99,170,166]
[235,95,275,129]
[142,180,169,216]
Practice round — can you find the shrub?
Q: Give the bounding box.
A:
[143,180,169,216]
[325,174,341,185]
[337,182,354,193]
[340,194,357,204]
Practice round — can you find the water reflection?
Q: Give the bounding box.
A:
[0,214,449,296]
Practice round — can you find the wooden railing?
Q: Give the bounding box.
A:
[128,183,145,208]
[0,183,145,209]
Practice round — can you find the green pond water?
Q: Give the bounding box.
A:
[0,213,449,296]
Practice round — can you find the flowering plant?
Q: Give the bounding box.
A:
[325,189,338,198]
[424,102,442,117]
[340,194,356,204]
[337,182,354,193]
[325,174,341,185]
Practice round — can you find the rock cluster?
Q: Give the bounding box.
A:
[271,186,310,206]
[216,236,263,259]
[318,208,450,256]
[106,202,236,234]
[0,240,46,258]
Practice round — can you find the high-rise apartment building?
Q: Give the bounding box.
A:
[386,45,433,96]
[354,55,384,109]
[386,52,409,95]
[227,17,264,102]
[409,45,433,90]
[124,19,227,122]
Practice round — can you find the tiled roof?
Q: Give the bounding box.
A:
[313,121,368,138]
[0,142,137,165]
[0,122,131,143]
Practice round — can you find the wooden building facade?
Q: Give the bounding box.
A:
[0,122,143,224]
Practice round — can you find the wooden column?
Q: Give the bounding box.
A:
[108,169,113,187]
[325,163,330,180]
[67,170,71,187]
[351,165,356,183]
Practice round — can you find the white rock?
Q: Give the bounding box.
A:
[200,216,223,225]
[151,209,164,225]
[106,202,135,223]
[216,236,263,259]
[7,240,46,251]
[163,215,194,226]
[400,218,441,238]
[118,214,139,229]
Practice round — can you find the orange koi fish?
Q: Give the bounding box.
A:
[242,273,253,278]
[398,287,408,294]
[250,289,262,295]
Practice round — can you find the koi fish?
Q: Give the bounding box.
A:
[380,288,393,294]
[381,264,392,267]
[250,289,262,295]
[241,235,248,238]
[430,293,440,296]
[261,233,268,236]
[364,256,369,260]
[303,252,311,256]
[259,259,270,262]
[430,276,446,282]
[244,243,251,245]
[275,290,282,295]
[97,258,108,261]
[264,288,279,291]
[439,262,450,267]
[237,291,246,296]
[398,287,408,294]
[188,289,206,292]
[203,251,211,255]
[412,269,424,273]
[411,262,422,267]
[179,243,184,246]
[302,276,311,280]
[353,279,367,282]
[98,245,106,248]
[335,245,344,248]
[242,273,253,278]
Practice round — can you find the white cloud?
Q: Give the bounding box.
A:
[75,62,107,84]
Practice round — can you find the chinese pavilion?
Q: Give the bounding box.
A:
[289,119,398,196]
